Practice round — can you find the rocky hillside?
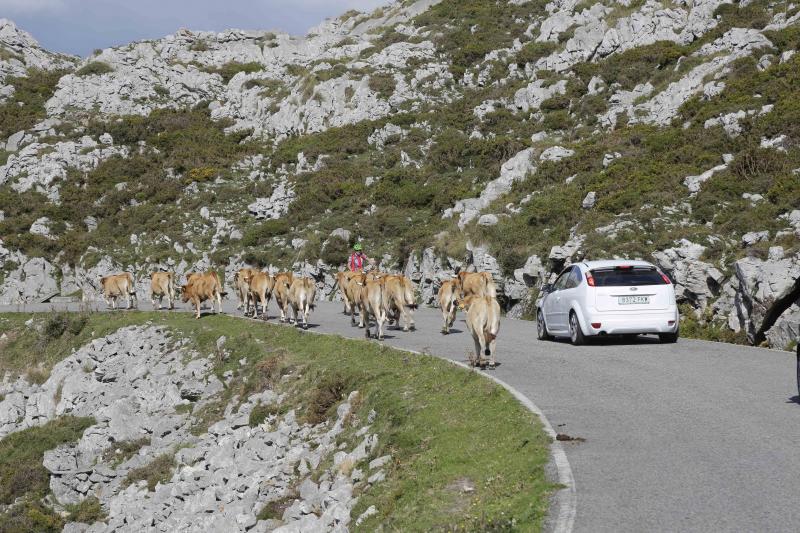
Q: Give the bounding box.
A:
[0,312,552,531]
[0,1,798,348]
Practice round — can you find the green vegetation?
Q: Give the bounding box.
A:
[202,61,263,83]
[0,415,96,533]
[102,437,151,467]
[368,72,396,98]
[76,61,114,77]
[0,312,152,378]
[1,312,554,530]
[64,497,106,524]
[415,0,547,78]
[0,416,95,504]
[0,68,68,138]
[123,452,177,491]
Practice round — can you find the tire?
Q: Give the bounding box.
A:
[569,312,585,346]
[796,349,799,399]
[659,329,679,344]
[536,309,551,341]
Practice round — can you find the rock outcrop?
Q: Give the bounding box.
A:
[0,325,389,531]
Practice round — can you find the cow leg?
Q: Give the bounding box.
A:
[168,292,174,310]
[195,299,201,319]
[377,311,386,341]
[488,336,497,368]
[401,306,410,332]
[471,334,484,368]
[441,308,449,334]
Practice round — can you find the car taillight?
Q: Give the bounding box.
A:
[591,322,601,329]
[660,272,671,284]
[616,265,633,270]
[586,273,595,287]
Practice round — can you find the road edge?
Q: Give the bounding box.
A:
[1,304,577,532]
[445,358,577,533]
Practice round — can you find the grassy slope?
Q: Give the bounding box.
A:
[0,312,555,531]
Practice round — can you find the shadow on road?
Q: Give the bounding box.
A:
[787,395,800,405]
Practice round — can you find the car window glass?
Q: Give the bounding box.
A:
[553,270,570,290]
[591,267,666,286]
[565,267,581,289]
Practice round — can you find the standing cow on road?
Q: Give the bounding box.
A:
[100,273,137,310]
[150,271,175,310]
[289,277,317,329]
[438,277,462,334]
[462,295,501,369]
[181,271,223,319]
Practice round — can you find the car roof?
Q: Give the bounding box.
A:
[579,259,656,269]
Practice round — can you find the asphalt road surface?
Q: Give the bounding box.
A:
[3,299,799,533]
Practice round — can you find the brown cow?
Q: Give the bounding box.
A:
[437,277,462,334]
[289,277,317,329]
[457,271,497,299]
[462,295,501,369]
[353,272,387,340]
[246,271,274,319]
[272,272,295,323]
[335,271,362,315]
[99,273,137,310]
[180,271,223,319]
[150,271,175,310]
[234,268,257,314]
[381,274,417,332]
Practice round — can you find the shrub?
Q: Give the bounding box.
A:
[37,313,89,345]
[101,437,150,466]
[123,453,176,491]
[249,403,278,426]
[0,68,67,138]
[369,73,396,98]
[203,61,263,84]
[65,497,106,523]
[305,372,351,424]
[595,41,685,90]
[76,61,114,77]
[241,220,289,247]
[320,235,352,266]
[515,41,558,67]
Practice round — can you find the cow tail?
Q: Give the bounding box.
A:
[484,273,497,298]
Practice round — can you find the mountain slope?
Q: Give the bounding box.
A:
[0,0,798,348]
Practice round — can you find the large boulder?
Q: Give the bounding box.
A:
[0,257,60,304]
[731,252,800,345]
[651,240,724,309]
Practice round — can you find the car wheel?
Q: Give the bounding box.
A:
[536,309,551,341]
[659,330,679,344]
[796,348,800,399]
[569,312,585,346]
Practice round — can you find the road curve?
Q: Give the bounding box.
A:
[2,300,799,533]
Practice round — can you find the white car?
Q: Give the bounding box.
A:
[536,260,679,345]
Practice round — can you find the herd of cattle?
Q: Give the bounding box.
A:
[98,268,502,368]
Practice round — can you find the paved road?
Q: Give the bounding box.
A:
[3,300,799,532]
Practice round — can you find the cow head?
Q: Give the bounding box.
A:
[180,285,190,302]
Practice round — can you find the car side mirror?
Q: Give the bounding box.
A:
[541,283,553,294]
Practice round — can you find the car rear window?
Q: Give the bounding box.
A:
[590,267,667,286]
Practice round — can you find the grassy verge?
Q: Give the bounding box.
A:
[0,416,96,533]
[0,312,555,531]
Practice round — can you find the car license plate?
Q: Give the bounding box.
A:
[618,295,649,305]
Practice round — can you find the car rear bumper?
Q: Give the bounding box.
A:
[582,307,679,335]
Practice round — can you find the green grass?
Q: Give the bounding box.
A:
[0,312,153,378]
[76,61,114,77]
[0,312,555,531]
[0,416,95,505]
[122,452,177,491]
[0,68,68,139]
